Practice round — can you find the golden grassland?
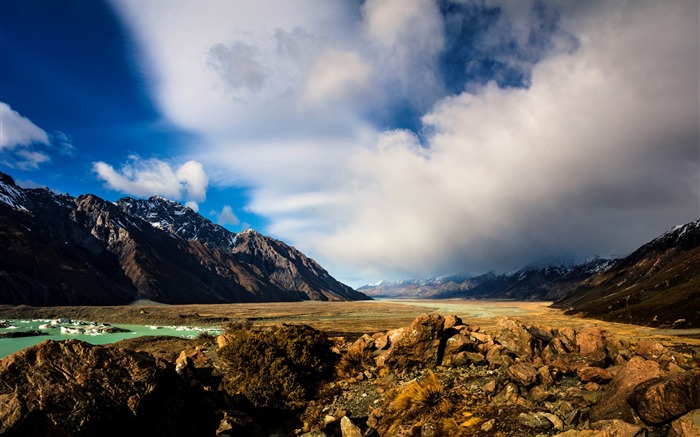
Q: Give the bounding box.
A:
[1,299,698,348]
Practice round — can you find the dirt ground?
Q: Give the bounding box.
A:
[1,299,698,348]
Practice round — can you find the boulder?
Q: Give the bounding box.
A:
[590,419,646,437]
[577,366,613,384]
[443,314,463,329]
[0,340,218,436]
[506,362,539,387]
[494,317,535,360]
[383,314,444,371]
[549,351,607,376]
[485,344,514,368]
[518,412,552,430]
[669,409,700,437]
[635,340,674,368]
[340,416,363,437]
[217,333,236,349]
[628,368,700,425]
[589,356,666,423]
[576,326,606,354]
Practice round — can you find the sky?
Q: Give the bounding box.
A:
[1,0,698,287]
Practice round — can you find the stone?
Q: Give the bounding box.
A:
[518,412,552,430]
[557,326,577,351]
[494,317,535,360]
[481,419,495,432]
[301,432,327,437]
[0,340,218,436]
[373,332,390,350]
[590,419,647,437]
[528,325,555,343]
[668,409,700,437]
[552,431,606,437]
[217,333,235,349]
[529,385,554,403]
[549,351,608,375]
[576,326,606,355]
[443,314,463,329]
[485,344,514,368]
[538,366,555,388]
[491,382,520,406]
[577,366,613,384]
[589,356,666,423]
[542,338,570,364]
[628,368,700,425]
[483,380,497,394]
[541,412,564,431]
[340,416,363,437]
[383,314,444,371]
[506,362,539,387]
[443,333,473,357]
[635,340,674,368]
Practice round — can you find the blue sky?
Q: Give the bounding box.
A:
[1,0,698,287]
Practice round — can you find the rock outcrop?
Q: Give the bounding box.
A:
[0,340,218,436]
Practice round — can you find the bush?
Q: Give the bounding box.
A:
[336,347,375,379]
[218,323,335,410]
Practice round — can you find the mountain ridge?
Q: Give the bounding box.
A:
[0,171,368,305]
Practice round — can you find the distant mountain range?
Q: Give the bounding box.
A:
[0,172,368,305]
[360,219,700,328]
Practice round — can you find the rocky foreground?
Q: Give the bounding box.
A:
[0,314,698,436]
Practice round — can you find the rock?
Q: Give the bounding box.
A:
[494,317,535,360]
[628,368,700,425]
[483,380,497,394]
[373,332,390,350]
[481,419,495,432]
[217,333,235,349]
[557,326,577,351]
[538,366,555,388]
[529,385,554,403]
[383,314,444,371]
[590,419,647,437]
[542,338,570,363]
[528,325,555,343]
[216,410,264,437]
[518,412,552,430]
[552,431,605,437]
[443,333,473,357]
[576,326,606,354]
[301,432,327,437]
[549,351,608,375]
[443,314,463,329]
[577,366,613,384]
[589,356,666,423]
[506,362,539,387]
[635,340,674,368]
[491,382,523,406]
[485,344,514,368]
[340,416,362,437]
[0,340,218,436]
[669,409,700,437]
[444,351,486,367]
[541,412,564,431]
[349,334,375,353]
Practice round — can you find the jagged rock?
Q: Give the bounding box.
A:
[485,344,515,368]
[538,366,555,388]
[589,356,666,423]
[383,314,444,371]
[216,410,264,437]
[541,412,565,431]
[529,385,554,403]
[443,350,485,367]
[634,340,675,368]
[217,333,235,349]
[340,416,362,437]
[552,430,602,437]
[518,412,552,430]
[628,368,700,425]
[669,409,700,437]
[528,325,555,343]
[494,317,535,360]
[443,314,463,329]
[0,340,217,436]
[549,351,607,375]
[590,419,647,437]
[577,366,613,384]
[542,337,571,363]
[506,362,539,387]
[373,332,390,350]
[443,333,473,357]
[491,382,526,406]
[576,326,607,354]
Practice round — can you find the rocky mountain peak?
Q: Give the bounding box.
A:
[0,172,26,210]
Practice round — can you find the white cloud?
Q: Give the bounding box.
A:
[213,205,239,226]
[93,156,209,206]
[111,1,699,285]
[0,102,49,150]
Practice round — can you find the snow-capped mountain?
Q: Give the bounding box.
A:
[0,171,368,305]
[359,257,615,301]
[554,219,700,328]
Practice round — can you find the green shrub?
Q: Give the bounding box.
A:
[218,324,335,410]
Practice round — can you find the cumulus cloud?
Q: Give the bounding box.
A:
[212,205,239,226]
[112,1,699,284]
[93,156,209,209]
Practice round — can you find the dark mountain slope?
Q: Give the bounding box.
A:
[553,219,700,328]
[0,172,367,305]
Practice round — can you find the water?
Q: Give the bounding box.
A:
[0,319,221,359]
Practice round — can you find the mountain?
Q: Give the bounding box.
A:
[553,219,700,328]
[0,172,368,305]
[359,257,615,301]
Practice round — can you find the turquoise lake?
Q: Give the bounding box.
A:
[0,319,221,358]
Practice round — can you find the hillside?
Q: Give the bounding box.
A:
[0,171,367,305]
[553,219,700,328]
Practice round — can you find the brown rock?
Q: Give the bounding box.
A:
[383,314,444,371]
[518,412,552,430]
[628,368,700,425]
[485,344,514,368]
[443,314,463,329]
[340,416,363,437]
[577,366,613,384]
[576,326,606,354]
[506,362,539,387]
[494,317,535,360]
[549,351,607,375]
[542,338,570,364]
[590,419,647,437]
[443,333,473,357]
[538,366,555,388]
[529,385,554,403]
[0,340,217,436]
[668,409,700,437]
[217,333,235,349]
[557,326,577,351]
[553,431,606,437]
[589,356,666,423]
[483,380,497,394]
[373,332,390,350]
[635,340,674,368]
[491,382,521,406]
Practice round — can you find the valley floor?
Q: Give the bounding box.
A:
[1,299,698,349]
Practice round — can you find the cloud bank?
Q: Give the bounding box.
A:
[93,157,209,210]
[112,0,699,284]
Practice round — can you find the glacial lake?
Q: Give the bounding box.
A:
[0,319,221,359]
